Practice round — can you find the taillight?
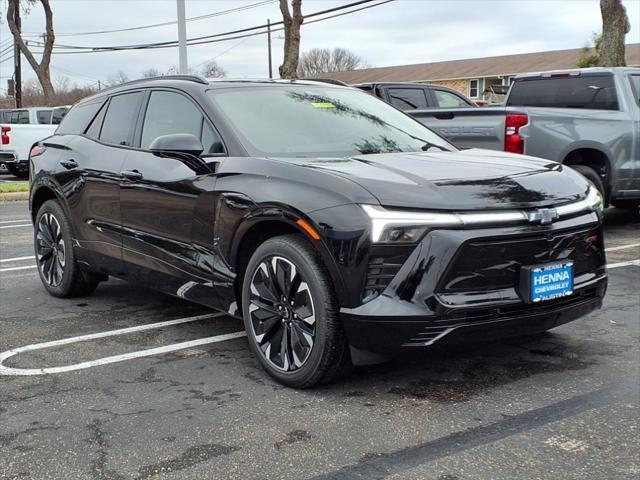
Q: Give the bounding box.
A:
[504,113,528,154]
[1,126,10,145]
[30,144,45,158]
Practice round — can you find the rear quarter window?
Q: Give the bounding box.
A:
[56,100,105,135]
[507,74,619,110]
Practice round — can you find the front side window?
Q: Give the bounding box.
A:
[141,91,223,153]
[52,107,68,124]
[387,88,428,110]
[468,79,479,98]
[433,90,470,108]
[507,74,619,110]
[37,110,52,124]
[100,92,143,146]
[207,85,454,157]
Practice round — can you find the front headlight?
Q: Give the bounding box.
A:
[361,205,461,243]
[585,186,604,214]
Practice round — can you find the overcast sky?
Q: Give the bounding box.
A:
[1,0,639,91]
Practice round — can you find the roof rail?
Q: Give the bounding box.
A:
[98,74,208,93]
[301,78,349,86]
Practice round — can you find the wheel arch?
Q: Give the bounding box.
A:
[30,183,66,224]
[561,143,613,194]
[230,214,347,312]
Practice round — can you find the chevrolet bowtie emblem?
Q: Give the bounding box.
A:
[527,208,559,225]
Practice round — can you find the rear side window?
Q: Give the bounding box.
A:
[507,74,619,110]
[100,92,143,146]
[52,107,68,124]
[433,89,471,108]
[57,100,104,134]
[387,88,429,110]
[37,110,52,124]
[17,110,29,124]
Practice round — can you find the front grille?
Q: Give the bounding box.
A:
[439,226,603,293]
[406,286,599,345]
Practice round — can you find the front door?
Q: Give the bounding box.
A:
[119,89,227,307]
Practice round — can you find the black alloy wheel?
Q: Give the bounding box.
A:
[248,255,317,371]
[36,212,66,287]
[34,200,101,298]
[241,235,351,388]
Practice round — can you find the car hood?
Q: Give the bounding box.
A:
[282,149,589,210]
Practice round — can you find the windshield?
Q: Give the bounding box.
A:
[207,85,455,157]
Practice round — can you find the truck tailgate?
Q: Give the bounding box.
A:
[408,107,510,151]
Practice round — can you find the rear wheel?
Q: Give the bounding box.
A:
[34,200,101,297]
[241,235,351,388]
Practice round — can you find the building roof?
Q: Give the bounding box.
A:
[327,44,640,84]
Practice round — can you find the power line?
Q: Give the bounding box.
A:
[21,0,276,37]
[35,0,395,54]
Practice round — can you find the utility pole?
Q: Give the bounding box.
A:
[13,0,22,108]
[267,18,273,79]
[176,0,188,74]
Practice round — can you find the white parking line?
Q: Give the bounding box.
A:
[0,265,37,272]
[0,224,31,229]
[0,219,30,224]
[0,313,246,376]
[607,259,640,269]
[0,255,35,263]
[605,243,640,252]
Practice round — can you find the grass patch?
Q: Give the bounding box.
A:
[0,181,29,193]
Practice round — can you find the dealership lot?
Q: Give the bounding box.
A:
[1,201,638,480]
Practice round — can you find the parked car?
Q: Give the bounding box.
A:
[366,68,639,210]
[1,106,69,178]
[30,76,607,387]
[354,82,476,109]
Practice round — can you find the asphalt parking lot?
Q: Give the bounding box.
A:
[1,200,638,480]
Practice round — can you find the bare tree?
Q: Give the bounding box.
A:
[278,0,304,79]
[298,48,370,77]
[141,68,162,78]
[6,0,56,103]
[53,75,71,93]
[201,60,226,79]
[106,70,130,87]
[598,0,630,66]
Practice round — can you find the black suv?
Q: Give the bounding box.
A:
[29,76,607,387]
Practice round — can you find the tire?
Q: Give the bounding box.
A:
[610,199,639,211]
[241,234,351,388]
[34,200,100,298]
[571,165,605,199]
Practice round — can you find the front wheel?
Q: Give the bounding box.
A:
[34,200,101,297]
[241,235,351,388]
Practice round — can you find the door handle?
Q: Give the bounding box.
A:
[121,169,143,180]
[434,112,455,120]
[60,159,78,169]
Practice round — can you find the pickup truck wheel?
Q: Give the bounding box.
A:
[241,235,351,388]
[571,165,605,199]
[34,200,100,298]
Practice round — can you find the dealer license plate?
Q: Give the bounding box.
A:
[519,261,574,303]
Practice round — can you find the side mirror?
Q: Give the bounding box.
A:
[149,133,204,157]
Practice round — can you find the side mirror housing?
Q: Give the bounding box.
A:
[149,133,204,157]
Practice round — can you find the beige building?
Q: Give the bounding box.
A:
[328,44,640,104]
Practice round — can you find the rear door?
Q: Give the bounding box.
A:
[58,91,143,275]
[119,89,225,304]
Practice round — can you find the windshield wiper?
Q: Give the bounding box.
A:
[421,141,449,151]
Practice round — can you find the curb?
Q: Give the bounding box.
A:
[0,191,29,203]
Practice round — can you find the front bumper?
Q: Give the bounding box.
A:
[340,212,607,353]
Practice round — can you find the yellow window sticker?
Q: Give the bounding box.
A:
[311,101,336,109]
